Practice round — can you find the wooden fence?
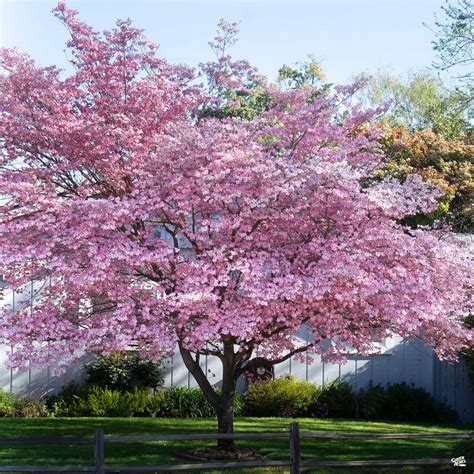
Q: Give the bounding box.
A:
[0,423,472,473]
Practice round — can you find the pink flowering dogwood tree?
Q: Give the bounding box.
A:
[0,4,472,444]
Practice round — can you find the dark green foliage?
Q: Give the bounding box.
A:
[50,384,159,418]
[85,352,164,392]
[244,377,458,422]
[161,386,215,418]
[230,391,247,418]
[246,376,320,417]
[382,382,458,422]
[123,388,166,417]
[161,387,246,418]
[309,399,329,418]
[14,377,461,422]
[86,386,132,417]
[48,381,89,417]
[318,380,357,418]
[355,383,387,419]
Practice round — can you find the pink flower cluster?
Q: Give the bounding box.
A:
[0,4,472,371]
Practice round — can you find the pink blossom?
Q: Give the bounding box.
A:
[0,5,471,379]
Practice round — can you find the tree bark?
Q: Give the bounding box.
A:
[215,391,235,450]
[178,341,239,450]
[216,339,237,450]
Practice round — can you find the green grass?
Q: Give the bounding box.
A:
[0,417,471,473]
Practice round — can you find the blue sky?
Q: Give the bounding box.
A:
[1,0,446,84]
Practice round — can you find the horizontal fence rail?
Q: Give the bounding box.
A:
[300,431,474,439]
[104,432,290,442]
[0,423,472,473]
[0,437,91,445]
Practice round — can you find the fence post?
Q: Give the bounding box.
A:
[94,428,105,474]
[289,422,301,474]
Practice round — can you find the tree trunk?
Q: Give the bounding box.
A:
[215,387,235,450]
[178,340,243,451]
[216,339,237,450]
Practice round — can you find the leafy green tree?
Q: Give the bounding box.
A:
[204,57,330,121]
[278,55,327,90]
[357,72,471,139]
[201,85,273,121]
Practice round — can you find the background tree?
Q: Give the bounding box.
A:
[379,127,473,231]
[0,4,472,449]
[277,56,327,90]
[430,0,474,81]
[357,71,471,139]
[198,19,271,121]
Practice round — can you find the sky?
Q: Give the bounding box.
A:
[1,0,447,85]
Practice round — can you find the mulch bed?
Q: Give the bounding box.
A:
[174,446,263,461]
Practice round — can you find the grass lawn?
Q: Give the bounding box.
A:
[0,417,471,473]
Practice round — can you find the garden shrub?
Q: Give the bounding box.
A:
[382,382,457,422]
[46,378,458,421]
[142,390,167,417]
[318,380,356,418]
[48,381,90,417]
[0,389,15,417]
[125,357,165,390]
[355,383,387,419]
[231,391,246,417]
[160,386,245,418]
[86,386,131,417]
[0,389,49,418]
[162,386,215,418]
[246,376,320,417]
[85,352,164,392]
[49,383,244,418]
[122,388,156,417]
[309,399,329,418]
[13,398,49,418]
[84,387,169,417]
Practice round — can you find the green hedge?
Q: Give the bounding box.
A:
[245,377,458,422]
[0,376,459,422]
[246,376,320,417]
[48,383,246,418]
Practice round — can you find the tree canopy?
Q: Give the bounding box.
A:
[357,71,471,139]
[380,127,473,232]
[0,3,472,440]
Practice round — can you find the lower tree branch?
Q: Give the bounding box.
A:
[178,341,221,409]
